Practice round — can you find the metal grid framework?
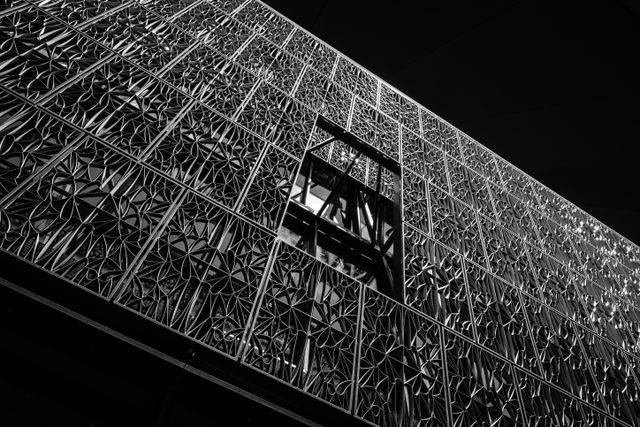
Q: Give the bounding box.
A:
[1,0,639,425]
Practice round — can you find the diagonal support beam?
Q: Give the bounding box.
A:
[316,152,362,218]
[307,137,336,152]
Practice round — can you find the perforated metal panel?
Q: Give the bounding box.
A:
[1,1,639,425]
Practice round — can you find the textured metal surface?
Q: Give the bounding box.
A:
[1,0,639,425]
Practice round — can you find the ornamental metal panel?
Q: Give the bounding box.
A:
[1,1,639,425]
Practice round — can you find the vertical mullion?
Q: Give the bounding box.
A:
[231,136,272,213]
[310,220,318,257]
[109,187,189,302]
[392,169,405,303]
[439,325,453,427]
[349,282,365,415]
[511,366,528,426]
[461,259,479,342]
[372,162,383,247]
[301,160,312,205]
[237,239,281,361]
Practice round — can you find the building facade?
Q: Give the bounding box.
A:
[1,0,640,425]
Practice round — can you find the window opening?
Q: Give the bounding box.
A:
[279,116,403,300]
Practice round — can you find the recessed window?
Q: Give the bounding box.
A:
[279,116,402,299]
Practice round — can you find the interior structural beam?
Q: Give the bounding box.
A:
[315,115,401,174]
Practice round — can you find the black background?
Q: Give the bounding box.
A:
[263,0,640,245]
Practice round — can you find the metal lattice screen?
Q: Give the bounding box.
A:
[1,1,639,425]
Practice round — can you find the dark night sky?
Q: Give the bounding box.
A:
[263,0,640,245]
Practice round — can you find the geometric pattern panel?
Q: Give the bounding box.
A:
[0,138,178,298]
[0,1,639,426]
[444,331,523,426]
[358,288,447,426]
[116,191,276,356]
[242,242,360,411]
